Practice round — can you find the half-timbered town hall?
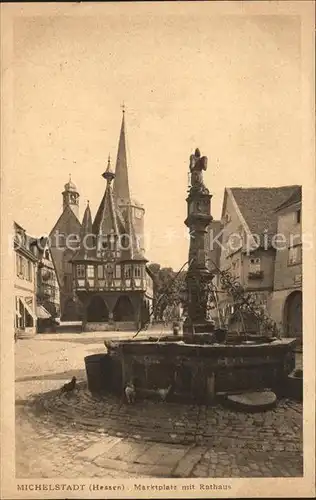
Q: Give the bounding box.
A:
[49,110,153,331]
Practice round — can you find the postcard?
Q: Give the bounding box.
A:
[1,1,315,498]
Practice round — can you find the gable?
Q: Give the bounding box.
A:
[49,205,81,241]
[49,206,82,287]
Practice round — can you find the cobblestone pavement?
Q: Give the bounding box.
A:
[15,335,303,479]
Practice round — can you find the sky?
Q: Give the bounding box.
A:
[9,3,303,269]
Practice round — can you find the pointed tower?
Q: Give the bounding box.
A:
[113,109,130,206]
[62,174,79,219]
[72,201,95,261]
[95,156,120,260]
[112,108,146,254]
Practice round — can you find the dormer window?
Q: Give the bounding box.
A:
[121,235,130,250]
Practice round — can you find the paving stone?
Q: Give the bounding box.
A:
[171,446,207,477]
[76,436,122,460]
[106,440,151,462]
[135,442,188,466]
[94,456,171,477]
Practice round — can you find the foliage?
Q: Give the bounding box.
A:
[218,267,280,336]
[148,263,187,321]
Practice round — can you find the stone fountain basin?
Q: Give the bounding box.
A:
[102,338,297,401]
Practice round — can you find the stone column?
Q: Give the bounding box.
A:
[183,149,214,339]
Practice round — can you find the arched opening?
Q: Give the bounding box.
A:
[62,298,80,321]
[87,296,109,322]
[113,295,134,322]
[283,291,302,340]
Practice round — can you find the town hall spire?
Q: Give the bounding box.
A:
[113,107,131,205]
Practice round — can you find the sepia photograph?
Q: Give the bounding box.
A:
[1,1,315,498]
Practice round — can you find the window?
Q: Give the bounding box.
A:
[124,265,132,279]
[115,265,121,279]
[87,265,95,278]
[249,257,261,273]
[105,263,114,279]
[16,254,19,276]
[18,256,23,275]
[76,265,85,278]
[296,210,301,224]
[134,265,141,278]
[28,261,32,282]
[21,257,26,278]
[97,265,104,279]
[288,245,302,266]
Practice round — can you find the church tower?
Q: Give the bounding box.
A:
[49,174,82,321]
[62,175,80,219]
[113,108,145,254]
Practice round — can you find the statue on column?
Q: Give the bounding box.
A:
[189,148,209,194]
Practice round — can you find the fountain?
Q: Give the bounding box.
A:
[85,149,297,404]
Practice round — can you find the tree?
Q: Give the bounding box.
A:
[147,263,187,321]
[148,263,161,275]
[217,267,280,336]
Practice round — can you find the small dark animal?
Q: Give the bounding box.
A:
[61,376,77,394]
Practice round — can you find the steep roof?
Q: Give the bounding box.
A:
[92,191,106,234]
[49,204,81,240]
[230,185,300,243]
[275,185,302,212]
[119,205,146,262]
[112,110,131,205]
[72,202,97,262]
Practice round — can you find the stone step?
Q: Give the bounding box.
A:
[226,391,277,412]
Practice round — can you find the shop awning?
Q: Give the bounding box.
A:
[20,297,36,320]
[36,305,51,319]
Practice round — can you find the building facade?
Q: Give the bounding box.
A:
[14,223,38,338]
[270,187,302,343]
[71,110,153,331]
[49,177,82,321]
[30,237,60,331]
[216,185,301,334]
